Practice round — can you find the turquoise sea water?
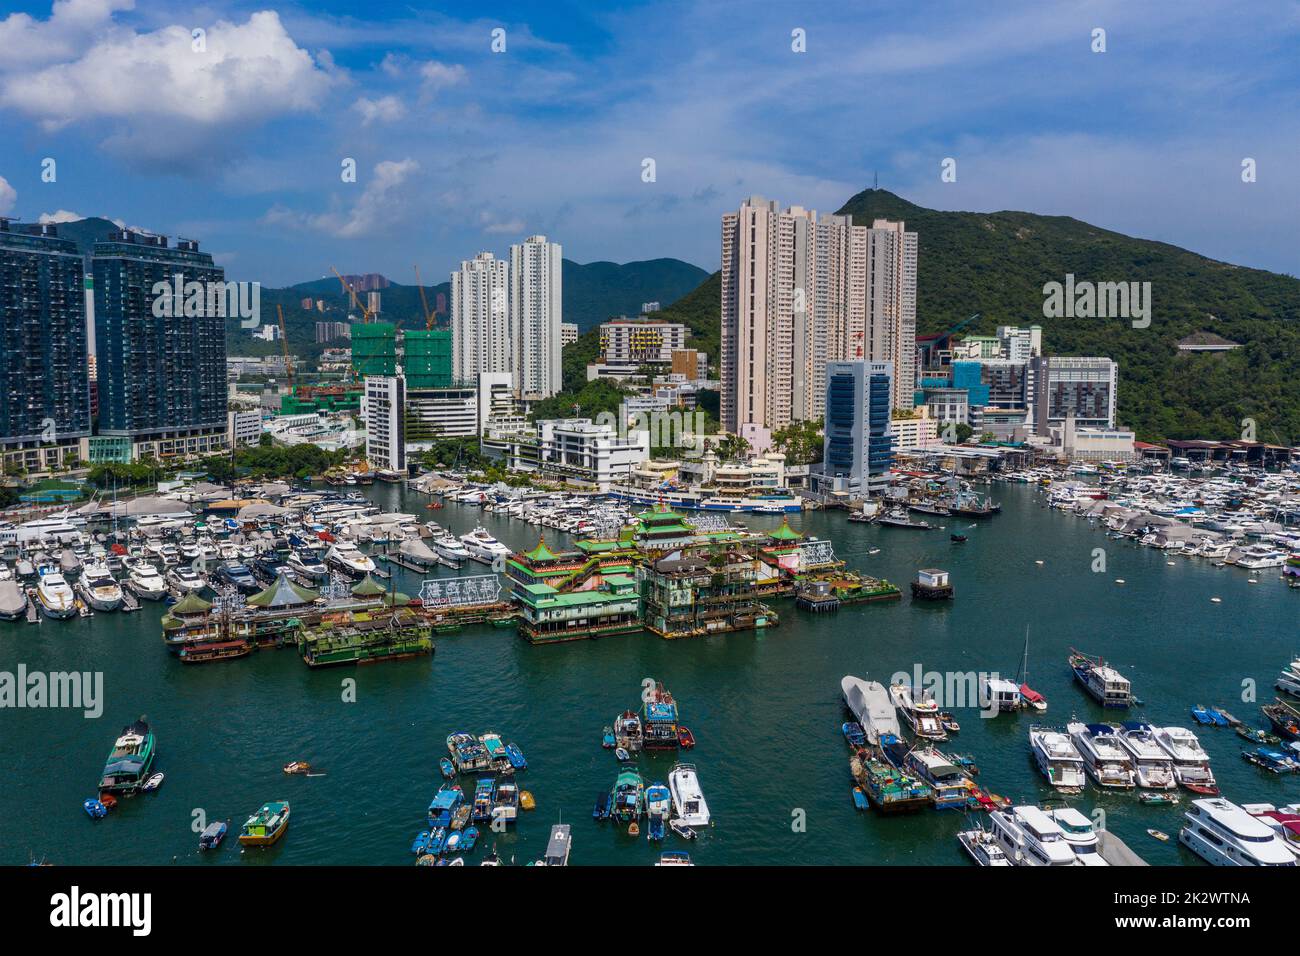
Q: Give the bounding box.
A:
[2,483,1295,865]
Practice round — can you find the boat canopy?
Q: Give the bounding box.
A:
[1086,723,1117,736]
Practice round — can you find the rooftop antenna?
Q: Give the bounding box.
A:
[873,170,878,189]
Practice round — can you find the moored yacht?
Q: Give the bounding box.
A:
[80,561,124,612]
[1116,722,1177,789]
[958,827,1013,866]
[458,526,512,564]
[989,805,1080,866]
[287,550,329,581]
[1029,725,1086,789]
[841,675,901,745]
[1179,798,1296,866]
[1046,807,1109,866]
[668,762,710,827]
[324,541,376,576]
[433,533,472,564]
[126,562,167,601]
[888,681,948,741]
[1068,722,1137,789]
[1153,726,1218,794]
[36,569,76,618]
[166,566,207,595]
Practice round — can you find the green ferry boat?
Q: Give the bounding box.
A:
[98,717,157,794]
[850,752,932,814]
[296,605,434,667]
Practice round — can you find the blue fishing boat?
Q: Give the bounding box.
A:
[505,743,527,770]
[411,830,433,855]
[460,826,479,851]
[593,792,611,820]
[427,786,463,828]
[601,726,616,749]
[1190,705,1215,725]
[1242,747,1300,773]
[198,821,227,850]
[471,777,495,822]
[1207,708,1230,727]
[83,798,107,819]
[842,721,867,748]
[427,827,448,854]
[439,757,455,779]
[445,829,464,853]
[851,786,870,811]
[645,783,671,841]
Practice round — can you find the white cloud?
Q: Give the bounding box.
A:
[0,176,16,215]
[38,209,84,223]
[419,61,466,93]
[263,158,421,239]
[0,10,335,130]
[0,0,135,68]
[352,95,405,126]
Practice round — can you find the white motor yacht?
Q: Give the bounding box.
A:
[287,550,330,581]
[1046,807,1110,866]
[166,566,207,595]
[1179,798,1296,866]
[989,806,1080,866]
[127,563,168,601]
[325,541,376,576]
[888,682,947,741]
[36,570,77,618]
[80,561,124,612]
[1068,721,1136,789]
[458,527,512,564]
[668,763,711,827]
[1152,726,1218,793]
[433,533,472,564]
[1116,722,1177,789]
[1029,725,1086,789]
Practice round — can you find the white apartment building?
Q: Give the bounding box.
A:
[510,235,563,400]
[560,322,579,346]
[599,317,690,365]
[996,325,1043,362]
[363,375,406,473]
[890,407,939,451]
[227,409,263,447]
[864,219,918,412]
[476,371,517,435]
[451,252,510,383]
[481,417,649,491]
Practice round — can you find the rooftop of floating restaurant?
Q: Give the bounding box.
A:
[247,572,320,608]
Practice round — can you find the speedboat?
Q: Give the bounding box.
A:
[1028,725,1086,789]
[668,763,710,827]
[1068,722,1136,789]
[958,827,1012,866]
[36,570,76,619]
[126,563,167,601]
[324,542,376,576]
[286,550,329,581]
[80,561,124,611]
[1179,798,1296,866]
[458,526,512,564]
[1046,807,1110,866]
[988,806,1080,866]
[1116,722,1177,789]
[1153,726,1219,794]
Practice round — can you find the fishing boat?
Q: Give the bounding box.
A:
[426,827,448,855]
[428,785,464,827]
[471,778,495,822]
[1116,722,1177,789]
[1263,699,1300,741]
[98,717,157,794]
[83,798,107,819]
[1153,726,1219,794]
[613,709,644,752]
[1237,725,1282,746]
[505,743,527,770]
[611,769,646,822]
[656,851,694,865]
[668,763,711,827]
[283,761,311,775]
[842,721,867,748]
[410,830,433,855]
[939,712,961,733]
[493,778,520,823]
[904,747,975,810]
[1210,706,1240,726]
[850,751,932,814]
[1242,747,1300,773]
[36,569,76,619]
[1029,725,1086,790]
[601,726,616,749]
[642,681,681,749]
[439,757,455,779]
[1068,648,1133,708]
[459,826,479,852]
[198,821,227,850]
[1068,722,1136,789]
[888,682,948,740]
[519,790,535,810]
[593,792,611,820]
[677,727,696,749]
[542,824,572,866]
[238,800,290,847]
[958,828,1013,866]
[851,786,870,811]
[645,782,671,841]
[1190,705,1215,726]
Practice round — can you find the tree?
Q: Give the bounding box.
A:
[715,433,751,461]
[771,418,824,465]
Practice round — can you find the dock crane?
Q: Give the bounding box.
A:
[413,264,436,330]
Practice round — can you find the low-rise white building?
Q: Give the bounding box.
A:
[481,417,649,490]
[227,409,263,447]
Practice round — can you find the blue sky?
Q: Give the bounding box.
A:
[0,0,1296,286]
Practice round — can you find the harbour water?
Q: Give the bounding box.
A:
[2,483,1294,866]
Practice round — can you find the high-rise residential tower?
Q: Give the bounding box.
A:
[510,234,562,400]
[864,219,918,411]
[451,251,510,383]
[0,220,90,473]
[812,359,895,498]
[93,230,228,460]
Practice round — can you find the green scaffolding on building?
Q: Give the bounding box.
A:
[351,322,397,378]
[403,328,452,389]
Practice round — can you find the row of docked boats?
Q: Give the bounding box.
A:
[1031,721,1219,794]
[596,763,710,837]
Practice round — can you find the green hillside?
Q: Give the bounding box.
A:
[562,258,709,331]
[836,189,1300,443]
